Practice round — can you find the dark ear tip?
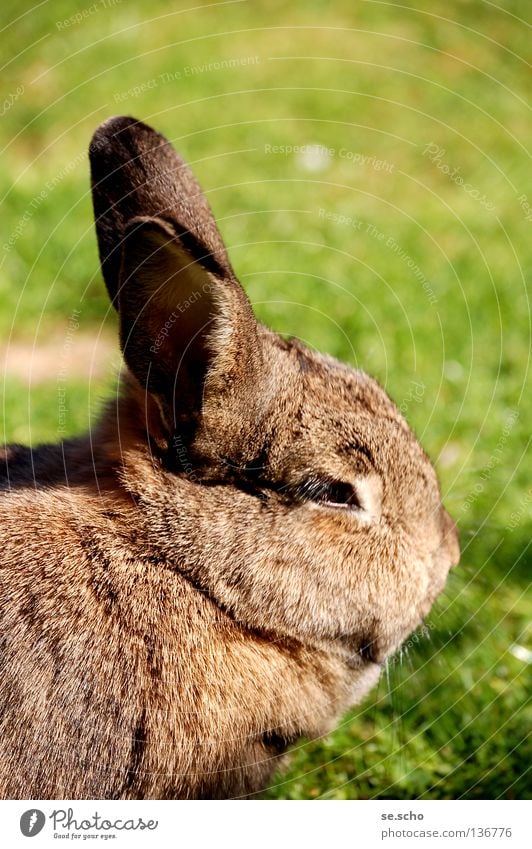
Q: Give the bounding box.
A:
[89,115,167,162]
[89,115,137,156]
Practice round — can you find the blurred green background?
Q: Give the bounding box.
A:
[0,0,530,799]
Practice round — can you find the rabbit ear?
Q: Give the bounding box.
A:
[89,116,232,307]
[118,215,262,432]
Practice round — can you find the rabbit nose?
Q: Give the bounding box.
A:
[442,509,460,568]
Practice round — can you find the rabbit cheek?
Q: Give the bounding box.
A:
[426,548,454,605]
[419,517,458,609]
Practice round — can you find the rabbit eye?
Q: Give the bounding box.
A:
[318,480,360,508]
[302,478,361,509]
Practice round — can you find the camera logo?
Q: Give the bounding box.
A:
[20,809,46,837]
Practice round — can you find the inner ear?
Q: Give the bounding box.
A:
[118,216,261,432]
[119,217,214,394]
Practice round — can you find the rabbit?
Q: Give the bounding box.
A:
[0,116,459,800]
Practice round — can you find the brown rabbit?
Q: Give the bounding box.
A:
[0,116,459,800]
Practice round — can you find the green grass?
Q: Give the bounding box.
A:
[1,0,530,799]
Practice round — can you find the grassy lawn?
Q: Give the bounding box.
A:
[1,0,530,799]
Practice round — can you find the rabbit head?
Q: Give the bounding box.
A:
[90,116,459,671]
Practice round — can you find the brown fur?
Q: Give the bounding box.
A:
[0,117,459,799]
